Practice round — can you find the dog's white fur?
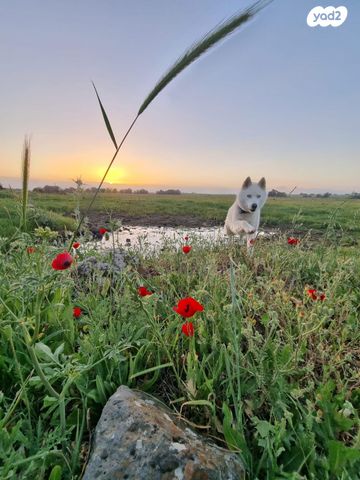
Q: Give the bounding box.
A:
[224,177,267,248]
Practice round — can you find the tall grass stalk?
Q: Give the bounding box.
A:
[68,0,272,249]
[21,136,31,231]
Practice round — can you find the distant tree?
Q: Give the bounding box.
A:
[42,185,63,194]
[134,189,149,194]
[0,183,4,190]
[268,189,287,198]
[316,193,332,198]
[119,188,133,194]
[350,192,360,199]
[300,193,316,198]
[156,189,181,195]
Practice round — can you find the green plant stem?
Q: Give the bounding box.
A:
[21,324,60,400]
[32,290,43,344]
[9,335,33,429]
[0,385,26,428]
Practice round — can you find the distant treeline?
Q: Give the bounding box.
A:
[268,189,335,198]
[1,183,360,198]
[28,185,182,195]
[268,188,360,199]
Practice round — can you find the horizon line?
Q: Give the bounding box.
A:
[0,177,359,196]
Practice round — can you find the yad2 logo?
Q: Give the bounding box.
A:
[307,6,348,27]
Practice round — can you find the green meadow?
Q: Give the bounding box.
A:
[1,189,360,238]
[0,188,360,479]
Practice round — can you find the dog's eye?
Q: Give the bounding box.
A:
[247,194,252,198]
[256,195,261,198]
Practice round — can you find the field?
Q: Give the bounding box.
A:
[1,189,360,238]
[0,191,360,479]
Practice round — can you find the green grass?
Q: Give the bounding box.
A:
[0,227,359,479]
[0,190,76,237]
[1,189,360,238]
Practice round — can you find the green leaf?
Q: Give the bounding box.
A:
[222,402,247,455]
[254,418,274,438]
[42,395,58,409]
[35,342,58,364]
[129,362,173,380]
[328,440,360,475]
[92,82,118,150]
[95,375,108,405]
[48,465,62,480]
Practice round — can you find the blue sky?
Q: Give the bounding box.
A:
[0,0,359,193]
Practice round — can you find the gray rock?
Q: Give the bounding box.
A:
[83,386,244,480]
[76,251,126,277]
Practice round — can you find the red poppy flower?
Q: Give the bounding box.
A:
[306,289,326,301]
[99,228,108,236]
[182,245,192,254]
[173,297,204,318]
[249,239,256,246]
[181,322,194,337]
[51,252,74,270]
[138,286,152,297]
[73,242,81,249]
[73,307,82,318]
[27,246,36,254]
[287,237,300,245]
[307,289,318,300]
[184,236,189,241]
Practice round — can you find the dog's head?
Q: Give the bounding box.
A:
[237,177,267,213]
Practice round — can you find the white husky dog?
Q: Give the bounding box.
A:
[224,177,267,248]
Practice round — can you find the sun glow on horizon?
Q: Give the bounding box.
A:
[94,165,129,184]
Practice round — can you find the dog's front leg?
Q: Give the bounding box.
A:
[246,231,257,252]
[233,221,256,235]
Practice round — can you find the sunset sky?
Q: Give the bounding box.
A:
[0,0,359,193]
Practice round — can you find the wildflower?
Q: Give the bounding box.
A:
[182,245,192,254]
[138,286,152,297]
[249,239,256,246]
[184,235,189,241]
[287,237,300,245]
[27,246,36,254]
[181,322,194,337]
[51,252,73,270]
[306,289,326,301]
[73,242,81,249]
[173,297,204,318]
[307,289,318,300]
[99,228,108,236]
[73,307,82,318]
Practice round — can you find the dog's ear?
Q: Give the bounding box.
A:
[258,177,266,190]
[242,177,252,188]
